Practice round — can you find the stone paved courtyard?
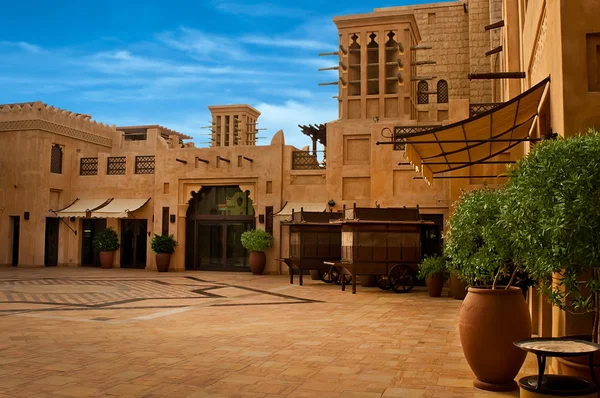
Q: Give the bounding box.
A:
[0,267,533,397]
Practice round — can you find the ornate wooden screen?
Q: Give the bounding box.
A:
[80,157,98,175]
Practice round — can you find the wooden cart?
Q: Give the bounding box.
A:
[326,206,435,294]
[277,209,343,286]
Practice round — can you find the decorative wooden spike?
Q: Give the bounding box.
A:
[319,81,339,86]
[411,76,437,81]
[485,20,505,30]
[339,62,348,71]
[339,45,348,55]
[485,45,503,56]
[318,66,339,71]
[318,51,339,56]
[411,44,432,50]
[411,60,437,66]
[468,72,526,80]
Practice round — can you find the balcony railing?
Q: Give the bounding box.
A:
[470,103,502,118]
[292,150,326,170]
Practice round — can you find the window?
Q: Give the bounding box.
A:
[437,80,449,103]
[50,144,63,174]
[265,206,274,235]
[80,158,98,175]
[188,186,254,216]
[107,156,126,175]
[417,80,429,104]
[587,33,600,92]
[135,156,155,174]
[162,207,169,236]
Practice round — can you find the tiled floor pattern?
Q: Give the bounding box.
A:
[0,267,535,397]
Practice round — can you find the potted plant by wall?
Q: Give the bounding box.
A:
[445,186,531,391]
[150,234,177,272]
[502,131,600,383]
[241,229,273,275]
[417,254,448,297]
[92,227,120,269]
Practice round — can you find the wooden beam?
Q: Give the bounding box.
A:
[318,51,338,56]
[318,66,339,71]
[411,44,432,50]
[411,76,437,81]
[485,45,503,56]
[411,60,437,66]
[175,158,188,165]
[485,20,505,30]
[468,72,526,80]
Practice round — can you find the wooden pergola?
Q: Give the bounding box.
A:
[298,124,326,155]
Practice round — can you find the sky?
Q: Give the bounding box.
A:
[0,0,453,148]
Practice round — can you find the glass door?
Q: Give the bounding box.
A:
[225,222,252,269]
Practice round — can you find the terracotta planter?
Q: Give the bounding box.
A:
[99,251,114,269]
[426,273,443,297]
[156,253,171,272]
[459,287,531,391]
[449,272,467,299]
[249,251,266,275]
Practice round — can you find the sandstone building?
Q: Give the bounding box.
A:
[1,0,599,339]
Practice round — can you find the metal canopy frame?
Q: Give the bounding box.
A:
[381,77,550,183]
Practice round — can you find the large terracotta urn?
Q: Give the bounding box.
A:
[156,253,171,272]
[426,273,443,297]
[99,251,114,269]
[249,251,266,275]
[459,287,531,391]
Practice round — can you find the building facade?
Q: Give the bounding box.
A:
[1,0,599,294]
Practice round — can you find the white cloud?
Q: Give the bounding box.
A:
[241,36,330,51]
[253,100,338,148]
[156,27,247,61]
[0,40,44,53]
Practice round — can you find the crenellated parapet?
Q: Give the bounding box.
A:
[0,101,116,147]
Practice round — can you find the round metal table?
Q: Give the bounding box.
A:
[514,338,600,397]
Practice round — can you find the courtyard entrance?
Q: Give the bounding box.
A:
[120,219,147,269]
[185,186,255,271]
[81,219,106,266]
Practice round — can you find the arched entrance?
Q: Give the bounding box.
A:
[185,186,255,271]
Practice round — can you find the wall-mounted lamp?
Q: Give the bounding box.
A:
[170,214,176,223]
[258,214,265,223]
[327,199,335,207]
[372,116,380,123]
[70,216,76,222]
[24,212,30,220]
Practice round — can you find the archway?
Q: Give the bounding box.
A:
[185,186,255,271]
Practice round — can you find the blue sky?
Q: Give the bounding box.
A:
[0,0,452,148]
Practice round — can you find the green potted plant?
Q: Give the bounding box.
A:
[241,229,273,275]
[150,234,177,272]
[502,131,600,382]
[417,254,448,297]
[92,227,120,269]
[445,186,531,391]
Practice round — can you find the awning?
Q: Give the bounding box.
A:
[400,77,550,184]
[91,198,150,218]
[54,198,112,218]
[274,202,327,217]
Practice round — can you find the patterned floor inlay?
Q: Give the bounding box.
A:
[0,275,319,313]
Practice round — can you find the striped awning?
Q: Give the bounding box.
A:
[54,199,112,218]
[90,198,150,218]
[400,77,550,184]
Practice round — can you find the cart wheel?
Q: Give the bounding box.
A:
[375,275,391,290]
[318,270,333,284]
[330,267,352,285]
[389,264,416,293]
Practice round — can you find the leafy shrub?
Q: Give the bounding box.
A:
[150,234,177,254]
[417,254,448,280]
[240,229,273,252]
[92,227,120,252]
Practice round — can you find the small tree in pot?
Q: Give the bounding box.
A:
[93,227,120,269]
[150,234,177,272]
[445,186,532,391]
[502,131,600,381]
[241,229,273,275]
[417,254,448,297]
